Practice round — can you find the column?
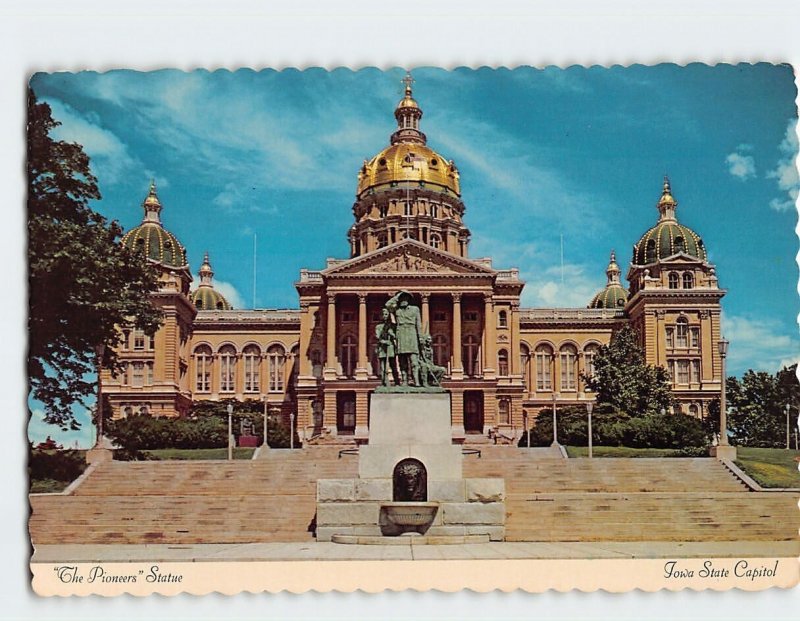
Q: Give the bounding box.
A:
[356,293,369,380]
[510,301,520,376]
[325,293,337,379]
[355,390,369,437]
[451,389,465,436]
[451,292,463,380]
[323,389,337,436]
[482,293,495,378]
[298,301,313,378]
[420,292,430,331]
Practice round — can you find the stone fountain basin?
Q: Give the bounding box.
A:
[379,502,439,536]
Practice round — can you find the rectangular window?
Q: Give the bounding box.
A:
[133,329,145,351]
[677,360,690,384]
[676,323,688,348]
[668,360,675,385]
[690,359,701,383]
[666,328,674,349]
[245,357,260,392]
[560,353,576,391]
[132,362,144,387]
[146,362,154,385]
[196,360,210,392]
[690,328,699,348]
[433,311,447,322]
[464,311,479,322]
[148,335,156,350]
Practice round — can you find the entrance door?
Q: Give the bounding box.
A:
[337,391,356,435]
[464,391,484,433]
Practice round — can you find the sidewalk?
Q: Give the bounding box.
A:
[31,540,800,563]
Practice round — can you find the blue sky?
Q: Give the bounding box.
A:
[29,65,798,445]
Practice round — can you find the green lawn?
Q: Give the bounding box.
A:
[735,447,800,488]
[566,446,693,458]
[143,447,256,460]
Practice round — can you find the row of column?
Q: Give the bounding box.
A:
[322,291,517,380]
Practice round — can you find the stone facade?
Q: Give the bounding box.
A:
[102,78,726,441]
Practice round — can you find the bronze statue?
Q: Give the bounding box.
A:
[375,307,400,386]
[384,291,422,386]
[419,334,446,387]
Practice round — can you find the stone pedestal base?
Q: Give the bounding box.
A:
[710,445,738,460]
[85,447,113,464]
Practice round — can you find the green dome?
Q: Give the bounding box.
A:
[191,286,232,311]
[589,284,628,309]
[190,252,232,310]
[122,222,188,269]
[121,182,188,269]
[632,177,708,265]
[632,221,707,265]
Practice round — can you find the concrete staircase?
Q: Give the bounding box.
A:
[30,450,797,545]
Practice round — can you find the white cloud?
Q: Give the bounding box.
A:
[27,408,94,449]
[722,313,800,374]
[45,98,142,186]
[213,279,245,309]
[767,119,799,212]
[522,262,600,308]
[725,145,756,180]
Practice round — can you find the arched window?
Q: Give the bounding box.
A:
[668,272,680,289]
[498,399,511,425]
[676,317,689,348]
[498,310,508,328]
[520,344,530,392]
[683,272,694,289]
[583,343,599,379]
[560,344,578,391]
[432,334,449,367]
[139,405,150,416]
[163,240,173,264]
[645,239,656,263]
[123,406,133,418]
[243,345,261,393]
[267,345,285,392]
[194,345,213,392]
[340,335,357,378]
[219,345,237,392]
[535,344,553,391]
[674,236,685,253]
[462,335,479,377]
[430,234,441,249]
[497,349,509,376]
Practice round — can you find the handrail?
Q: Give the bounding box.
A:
[338,448,359,459]
[462,448,481,458]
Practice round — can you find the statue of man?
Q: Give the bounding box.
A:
[385,291,422,386]
[419,334,446,387]
[375,307,400,386]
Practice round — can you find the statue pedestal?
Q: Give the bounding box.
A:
[86,447,113,464]
[316,392,505,543]
[710,445,738,461]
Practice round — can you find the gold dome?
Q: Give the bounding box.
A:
[357,143,461,197]
[356,73,460,197]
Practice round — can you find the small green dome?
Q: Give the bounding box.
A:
[189,252,232,310]
[589,250,628,309]
[632,177,708,265]
[589,284,628,309]
[121,182,188,269]
[191,286,232,311]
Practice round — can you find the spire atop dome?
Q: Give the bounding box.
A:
[606,249,621,285]
[657,175,678,222]
[142,179,162,223]
[391,71,426,146]
[198,251,214,286]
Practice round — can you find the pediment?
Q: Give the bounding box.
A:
[659,252,705,265]
[323,239,496,277]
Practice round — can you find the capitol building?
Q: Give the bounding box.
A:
[102,77,726,444]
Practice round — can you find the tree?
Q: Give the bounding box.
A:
[727,365,799,447]
[584,326,676,417]
[27,89,162,429]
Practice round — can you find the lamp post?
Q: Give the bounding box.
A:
[522,410,529,449]
[551,392,559,447]
[290,411,296,450]
[226,403,233,461]
[586,401,593,459]
[712,337,736,460]
[93,343,105,449]
[786,403,791,450]
[268,395,269,450]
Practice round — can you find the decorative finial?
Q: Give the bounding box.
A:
[610,249,616,263]
[662,175,671,196]
[142,179,162,223]
[149,178,157,195]
[402,71,414,96]
[198,251,214,285]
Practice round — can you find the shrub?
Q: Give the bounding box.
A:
[28,448,86,483]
